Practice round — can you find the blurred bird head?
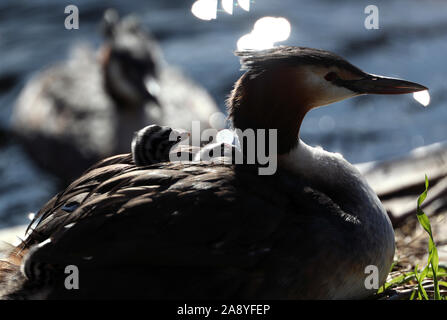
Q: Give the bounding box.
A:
[100,9,163,108]
[228,46,428,154]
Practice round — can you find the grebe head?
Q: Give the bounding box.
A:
[228,46,427,154]
[101,9,163,107]
[131,124,189,166]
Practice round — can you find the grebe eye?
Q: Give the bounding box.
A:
[324,72,338,82]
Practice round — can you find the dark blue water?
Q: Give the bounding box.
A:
[0,0,446,228]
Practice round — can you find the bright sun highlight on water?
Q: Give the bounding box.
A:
[237,0,250,11]
[191,0,218,21]
[222,0,233,14]
[237,17,291,50]
[413,90,430,107]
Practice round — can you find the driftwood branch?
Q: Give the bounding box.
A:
[356,141,447,226]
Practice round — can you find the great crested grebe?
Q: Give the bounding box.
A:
[11,9,218,184]
[1,46,427,299]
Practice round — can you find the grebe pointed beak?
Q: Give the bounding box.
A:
[340,74,428,95]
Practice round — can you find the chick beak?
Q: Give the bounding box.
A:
[342,74,428,95]
[172,130,190,143]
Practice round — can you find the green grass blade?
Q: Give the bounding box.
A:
[415,175,441,299]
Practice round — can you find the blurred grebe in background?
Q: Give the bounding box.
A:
[0,46,428,299]
[11,9,218,184]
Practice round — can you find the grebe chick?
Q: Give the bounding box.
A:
[131,125,189,166]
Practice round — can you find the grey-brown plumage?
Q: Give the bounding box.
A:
[1,157,380,299]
